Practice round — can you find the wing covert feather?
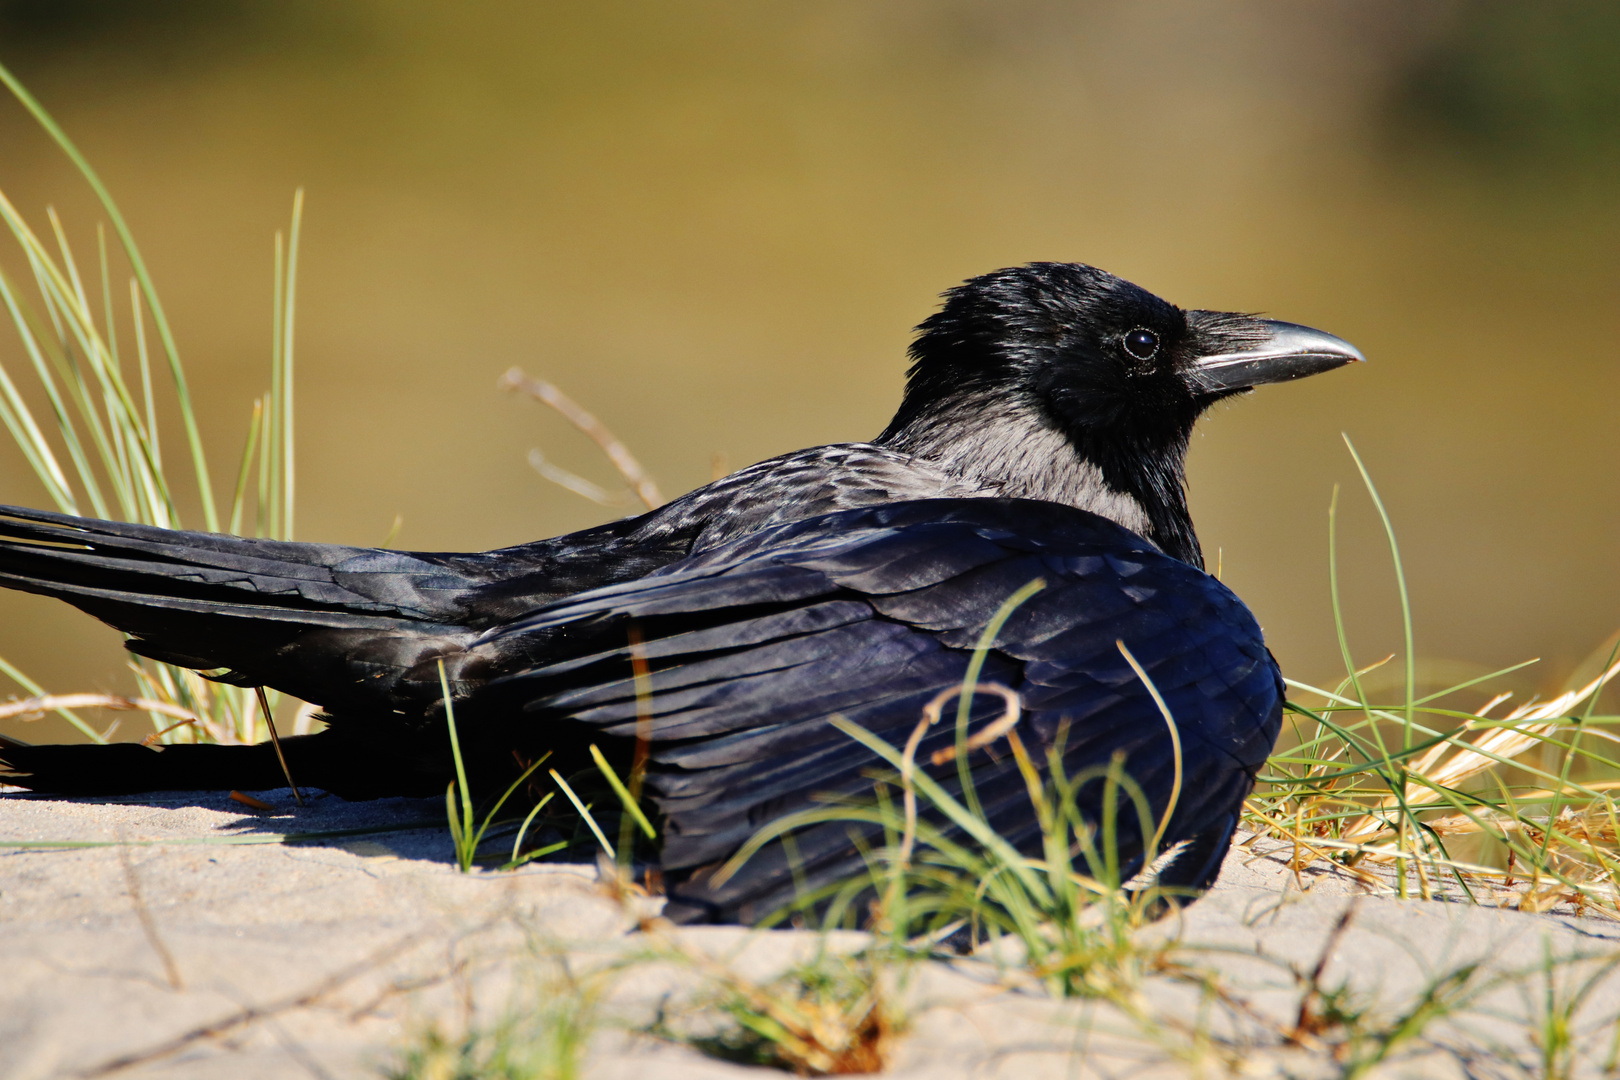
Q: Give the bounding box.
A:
[482,499,1283,922]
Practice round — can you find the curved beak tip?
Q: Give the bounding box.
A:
[1190,319,1365,393]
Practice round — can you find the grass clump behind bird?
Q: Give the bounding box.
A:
[0,58,308,751]
[1245,435,1620,916]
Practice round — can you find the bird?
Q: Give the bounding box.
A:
[0,262,1361,923]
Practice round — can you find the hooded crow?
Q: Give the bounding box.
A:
[0,262,1361,922]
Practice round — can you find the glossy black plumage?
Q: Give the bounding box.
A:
[0,262,1361,923]
[488,499,1280,921]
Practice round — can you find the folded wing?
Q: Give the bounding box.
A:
[479,499,1282,923]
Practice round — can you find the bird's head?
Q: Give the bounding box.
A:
[877,262,1363,568]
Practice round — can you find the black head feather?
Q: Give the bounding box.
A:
[876,262,1293,569]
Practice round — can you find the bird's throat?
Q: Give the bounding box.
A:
[876,397,1200,558]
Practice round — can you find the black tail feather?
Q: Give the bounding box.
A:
[0,738,292,795]
[0,503,491,703]
[0,504,459,628]
[0,726,455,800]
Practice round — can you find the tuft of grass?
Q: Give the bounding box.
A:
[0,60,310,748]
[718,580,1191,1008]
[1245,436,1620,914]
[383,948,602,1080]
[660,943,899,1075]
[433,635,662,876]
[1516,936,1620,1080]
[1277,899,1494,1078]
[438,660,557,873]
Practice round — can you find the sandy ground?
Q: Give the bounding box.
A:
[3,786,1619,1079]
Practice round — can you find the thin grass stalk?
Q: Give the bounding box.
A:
[0,652,104,741]
[45,207,92,320]
[43,213,126,454]
[437,661,474,857]
[550,769,614,859]
[506,792,559,868]
[126,280,173,526]
[1328,481,1418,893]
[95,225,116,364]
[130,278,159,471]
[0,266,93,512]
[229,399,265,536]
[257,393,273,538]
[269,231,283,538]
[498,367,664,509]
[1342,435,1416,745]
[1407,659,1540,707]
[94,227,138,511]
[951,577,1045,821]
[589,744,657,843]
[1328,486,1391,769]
[1116,639,1184,861]
[281,189,302,540]
[0,274,73,510]
[104,384,133,518]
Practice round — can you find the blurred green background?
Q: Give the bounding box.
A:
[2,1,1618,743]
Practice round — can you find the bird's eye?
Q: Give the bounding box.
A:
[1122,328,1159,363]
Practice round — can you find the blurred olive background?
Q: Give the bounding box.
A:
[2,1,1619,743]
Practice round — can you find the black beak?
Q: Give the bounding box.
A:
[1187,319,1364,393]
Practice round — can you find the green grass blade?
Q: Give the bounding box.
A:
[1343,434,1415,744]
[96,224,117,367]
[280,189,302,540]
[549,769,614,860]
[1327,484,1387,760]
[953,577,1045,820]
[1115,640,1182,860]
[466,754,552,862]
[0,58,219,530]
[508,792,556,867]
[0,653,104,742]
[830,716,1051,903]
[256,393,273,537]
[589,743,657,841]
[445,782,465,862]
[4,178,165,522]
[0,303,75,511]
[269,231,283,538]
[130,277,160,472]
[1408,658,1540,707]
[437,660,473,839]
[228,399,264,536]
